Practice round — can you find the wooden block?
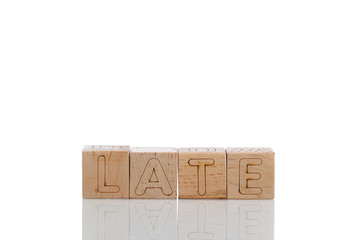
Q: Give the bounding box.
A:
[82,145,130,198]
[226,148,275,199]
[130,147,177,199]
[178,148,226,199]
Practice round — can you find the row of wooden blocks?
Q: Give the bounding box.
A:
[82,146,275,199]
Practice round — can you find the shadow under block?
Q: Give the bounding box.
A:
[178,148,226,199]
[82,145,130,199]
[130,148,178,199]
[226,148,275,199]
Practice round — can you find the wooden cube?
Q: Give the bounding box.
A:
[82,145,130,198]
[130,147,177,199]
[226,148,275,199]
[178,148,226,199]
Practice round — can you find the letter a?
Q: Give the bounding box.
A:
[135,158,173,196]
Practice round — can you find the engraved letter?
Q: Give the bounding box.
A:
[239,158,262,195]
[188,159,215,196]
[97,155,120,193]
[135,158,173,196]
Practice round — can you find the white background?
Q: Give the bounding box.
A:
[0,0,359,239]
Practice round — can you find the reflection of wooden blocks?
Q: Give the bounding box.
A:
[82,145,130,199]
[83,199,130,239]
[130,199,177,240]
[130,148,178,199]
[178,200,226,239]
[178,148,226,199]
[226,148,275,199]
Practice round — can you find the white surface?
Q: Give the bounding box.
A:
[83,199,273,240]
[1,0,360,239]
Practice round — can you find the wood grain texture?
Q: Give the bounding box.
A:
[82,145,130,199]
[130,147,177,199]
[178,148,226,199]
[226,147,275,199]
